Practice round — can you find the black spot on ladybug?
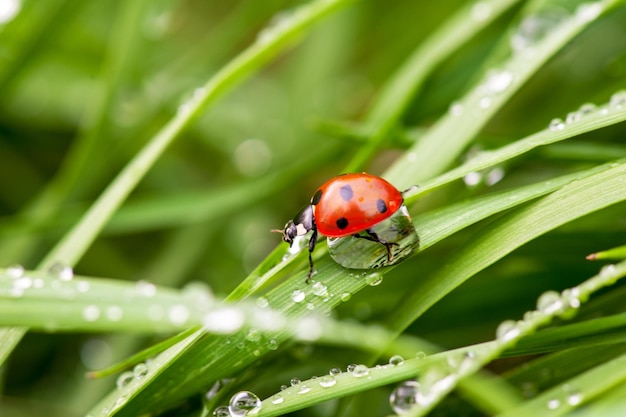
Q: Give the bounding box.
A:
[311,189,323,205]
[376,198,388,213]
[339,185,353,202]
[336,217,349,229]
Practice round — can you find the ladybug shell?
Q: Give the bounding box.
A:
[311,173,403,238]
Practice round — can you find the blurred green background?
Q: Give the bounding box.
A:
[1,0,626,416]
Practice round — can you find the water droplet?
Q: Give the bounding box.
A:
[246,328,261,342]
[135,281,157,297]
[291,289,305,303]
[415,351,427,359]
[365,272,383,286]
[49,263,74,281]
[479,96,492,109]
[213,405,231,417]
[389,380,420,413]
[297,384,311,394]
[6,264,24,279]
[547,398,561,410]
[600,264,616,277]
[228,391,261,417]
[106,305,123,321]
[294,317,322,341]
[486,167,505,186]
[510,9,569,53]
[267,338,279,350]
[0,0,21,24]
[251,307,286,332]
[471,2,492,22]
[567,391,583,406]
[610,90,626,110]
[319,375,336,388]
[449,101,464,116]
[77,280,90,293]
[496,320,521,343]
[270,394,284,405]
[483,70,514,94]
[133,363,148,378]
[536,290,564,315]
[578,103,597,115]
[463,171,483,187]
[203,307,245,333]
[575,2,603,23]
[311,281,328,297]
[340,292,351,302]
[256,297,269,308]
[116,371,135,389]
[565,111,581,124]
[549,118,565,131]
[168,304,189,326]
[329,367,342,376]
[182,281,214,307]
[13,276,32,290]
[389,355,404,366]
[83,305,101,322]
[350,364,369,378]
[290,377,301,386]
[561,288,582,310]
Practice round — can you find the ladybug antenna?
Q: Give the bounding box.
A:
[270,229,283,234]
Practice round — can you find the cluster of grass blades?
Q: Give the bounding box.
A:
[1,0,626,416]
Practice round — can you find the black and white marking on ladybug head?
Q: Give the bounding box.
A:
[281,205,314,246]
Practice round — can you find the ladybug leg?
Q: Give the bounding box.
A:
[306,226,318,283]
[354,229,399,262]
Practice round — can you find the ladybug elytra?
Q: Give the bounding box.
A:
[279,173,416,281]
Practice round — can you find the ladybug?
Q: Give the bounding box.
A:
[278,173,407,281]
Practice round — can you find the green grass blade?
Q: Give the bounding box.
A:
[384,0,623,189]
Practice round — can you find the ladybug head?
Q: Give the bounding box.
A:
[279,205,314,246]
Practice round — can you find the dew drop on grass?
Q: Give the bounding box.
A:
[415,351,427,359]
[228,391,261,417]
[116,371,135,389]
[536,290,564,315]
[549,118,565,131]
[297,384,311,394]
[291,289,305,303]
[547,398,561,410]
[340,292,351,302]
[449,101,464,116]
[271,394,284,404]
[496,320,521,342]
[203,307,245,333]
[106,305,123,321]
[329,367,342,376]
[567,391,583,406]
[319,375,336,388]
[389,355,404,366]
[168,304,190,326]
[213,405,231,417]
[610,90,626,110]
[510,9,569,53]
[350,364,369,378]
[49,262,74,281]
[6,264,24,279]
[83,305,101,322]
[133,363,149,378]
[389,380,420,413]
[575,2,603,23]
[135,280,157,297]
[365,272,383,286]
[311,281,328,297]
[294,316,323,341]
[471,2,492,22]
[290,378,301,386]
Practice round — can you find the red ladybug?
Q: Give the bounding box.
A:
[279,173,405,281]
